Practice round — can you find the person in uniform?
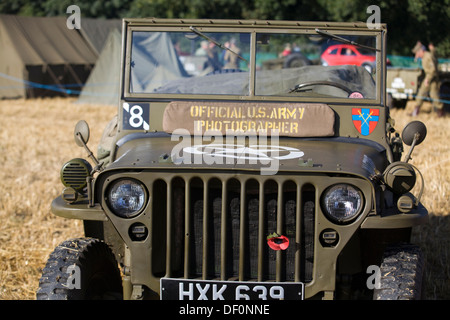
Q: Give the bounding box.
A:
[223,38,241,70]
[411,41,445,117]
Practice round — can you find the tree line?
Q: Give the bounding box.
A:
[1,0,449,57]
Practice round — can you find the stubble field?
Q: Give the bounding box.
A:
[0,98,448,299]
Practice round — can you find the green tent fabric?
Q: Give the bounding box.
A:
[129,31,189,94]
[78,30,189,106]
[155,64,376,99]
[78,18,121,56]
[0,15,121,99]
[0,14,98,98]
[76,28,122,106]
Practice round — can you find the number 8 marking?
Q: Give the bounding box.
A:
[129,105,143,128]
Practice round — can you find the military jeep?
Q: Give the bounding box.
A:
[38,19,428,300]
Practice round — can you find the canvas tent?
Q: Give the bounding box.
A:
[129,32,189,93]
[0,15,120,99]
[78,18,121,56]
[78,30,189,106]
[77,28,122,106]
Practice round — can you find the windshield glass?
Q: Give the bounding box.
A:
[130,31,251,95]
[128,29,378,100]
[255,33,376,99]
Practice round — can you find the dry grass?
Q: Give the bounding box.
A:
[0,98,448,299]
[0,98,116,299]
[395,102,450,299]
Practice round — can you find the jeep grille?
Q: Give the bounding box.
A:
[149,173,315,283]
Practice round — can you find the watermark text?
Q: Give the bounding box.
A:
[66,5,81,29]
[366,5,381,29]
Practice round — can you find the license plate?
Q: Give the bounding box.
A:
[160,278,304,300]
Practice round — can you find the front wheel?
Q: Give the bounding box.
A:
[373,243,425,300]
[37,237,123,300]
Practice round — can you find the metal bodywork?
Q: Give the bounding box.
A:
[50,19,428,300]
[386,67,422,101]
[387,67,450,108]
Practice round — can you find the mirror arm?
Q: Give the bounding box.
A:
[403,132,420,163]
[75,132,102,173]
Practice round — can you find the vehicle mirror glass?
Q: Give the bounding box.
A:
[402,121,427,146]
[74,120,90,147]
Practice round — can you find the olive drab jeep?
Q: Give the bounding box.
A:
[37,19,428,300]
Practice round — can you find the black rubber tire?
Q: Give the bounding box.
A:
[37,237,123,300]
[283,53,312,68]
[373,243,425,300]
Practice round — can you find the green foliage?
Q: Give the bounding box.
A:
[0,0,448,56]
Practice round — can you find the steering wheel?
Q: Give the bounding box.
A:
[288,80,355,96]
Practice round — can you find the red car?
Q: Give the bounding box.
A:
[321,44,376,72]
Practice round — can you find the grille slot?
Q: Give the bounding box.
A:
[151,175,315,283]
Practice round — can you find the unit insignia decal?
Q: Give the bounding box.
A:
[352,108,379,136]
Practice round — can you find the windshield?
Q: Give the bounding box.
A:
[128,28,379,101]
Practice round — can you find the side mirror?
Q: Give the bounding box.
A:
[402,121,427,146]
[402,121,427,162]
[74,120,90,147]
[73,120,102,171]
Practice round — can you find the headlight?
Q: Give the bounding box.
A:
[107,179,147,218]
[321,184,363,223]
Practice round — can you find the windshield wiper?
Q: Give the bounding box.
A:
[189,26,248,63]
[315,28,380,52]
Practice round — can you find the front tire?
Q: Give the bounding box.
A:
[373,243,425,300]
[37,237,123,300]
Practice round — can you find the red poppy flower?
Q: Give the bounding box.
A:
[267,233,289,250]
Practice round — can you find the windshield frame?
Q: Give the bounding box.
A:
[122,19,386,106]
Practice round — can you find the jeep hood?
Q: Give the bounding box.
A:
[105,133,386,179]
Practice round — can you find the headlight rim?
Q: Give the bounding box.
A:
[321,183,365,224]
[105,178,148,219]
